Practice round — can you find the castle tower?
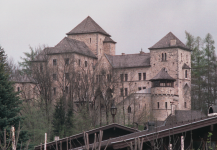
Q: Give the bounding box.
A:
[149,32,192,120]
[150,68,176,121]
[66,16,116,58]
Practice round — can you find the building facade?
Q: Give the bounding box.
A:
[14,16,191,123]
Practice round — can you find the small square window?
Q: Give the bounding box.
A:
[138,73,141,80]
[107,74,111,82]
[53,87,56,95]
[53,59,57,66]
[125,88,128,96]
[65,73,69,80]
[138,87,142,91]
[120,74,124,82]
[125,74,128,81]
[65,58,69,65]
[120,88,123,96]
[40,64,43,72]
[53,74,57,80]
[78,59,81,66]
[143,87,146,89]
[143,73,146,80]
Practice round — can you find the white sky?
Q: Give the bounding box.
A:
[0,0,217,63]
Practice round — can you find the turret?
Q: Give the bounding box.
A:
[150,68,176,121]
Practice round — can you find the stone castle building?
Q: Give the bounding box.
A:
[14,16,191,123]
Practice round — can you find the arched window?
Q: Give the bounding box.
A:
[184,102,187,108]
[157,102,160,109]
[185,70,187,78]
[165,53,167,61]
[162,53,164,61]
[128,106,131,113]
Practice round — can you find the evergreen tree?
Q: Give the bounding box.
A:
[203,33,216,106]
[52,98,66,138]
[185,32,205,110]
[0,45,29,149]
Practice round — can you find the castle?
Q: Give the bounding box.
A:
[14,16,191,124]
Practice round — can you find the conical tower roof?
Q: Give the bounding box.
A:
[66,16,110,37]
[149,32,191,51]
[150,68,176,81]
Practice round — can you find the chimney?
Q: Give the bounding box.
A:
[140,48,145,54]
[170,40,176,46]
[54,136,59,141]
[122,53,125,55]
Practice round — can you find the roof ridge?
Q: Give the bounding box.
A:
[149,32,191,51]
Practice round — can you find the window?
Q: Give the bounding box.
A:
[107,74,111,82]
[165,102,167,109]
[78,59,81,66]
[90,38,91,43]
[125,88,128,96]
[120,74,124,82]
[85,61,87,67]
[157,102,160,109]
[181,53,182,61]
[53,59,57,66]
[120,88,123,96]
[143,87,146,89]
[53,74,57,80]
[128,106,131,113]
[17,87,20,92]
[162,53,164,61]
[185,70,188,78]
[78,74,80,80]
[96,75,99,83]
[40,64,43,72]
[65,73,69,80]
[65,58,69,65]
[138,87,141,91]
[85,75,88,81]
[138,73,141,80]
[53,87,56,95]
[143,73,146,80]
[184,102,187,108]
[125,74,128,81]
[65,86,68,94]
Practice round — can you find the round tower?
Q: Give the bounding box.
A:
[150,68,176,121]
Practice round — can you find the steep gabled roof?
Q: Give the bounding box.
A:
[47,37,97,58]
[66,16,111,37]
[150,68,176,81]
[105,53,150,69]
[12,74,36,84]
[149,32,191,51]
[182,63,191,69]
[103,36,116,43]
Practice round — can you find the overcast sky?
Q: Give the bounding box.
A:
[0,0,217,63]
